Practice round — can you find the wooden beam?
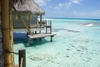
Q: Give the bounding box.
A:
[28,14,31,28]
[1,0,12,67]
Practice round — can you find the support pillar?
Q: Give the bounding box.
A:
[39,15,42,33]
[9,0,14,66]
[1,0,12,67]
[40,15,42,27]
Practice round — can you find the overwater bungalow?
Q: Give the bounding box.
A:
[0,0,56,67]
[13,0,45,29]
[12,0,56,44]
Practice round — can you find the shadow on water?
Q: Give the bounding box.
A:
[28,38,50,47]
[14,32,27,44]
[14,33,50,47]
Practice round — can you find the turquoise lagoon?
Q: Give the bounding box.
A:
[14,18,100,67]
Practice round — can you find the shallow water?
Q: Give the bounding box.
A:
[14,18,100,67]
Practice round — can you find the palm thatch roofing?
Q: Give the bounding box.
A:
[0,0,25,10]
[13,0,45,15]
[13,0,26,4]
[0,0,45,15]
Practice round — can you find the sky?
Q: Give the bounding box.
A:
[34,0,100,19]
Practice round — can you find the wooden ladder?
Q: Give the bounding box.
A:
[46,20,52,34]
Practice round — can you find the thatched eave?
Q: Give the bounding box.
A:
[14,0,45,15]
[0,0,45,15]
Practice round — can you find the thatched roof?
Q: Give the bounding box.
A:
[13,0,26,4]
[14,0,45,15]
[0,0,29,12]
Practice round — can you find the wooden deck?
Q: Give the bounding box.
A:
[28,33,56,39]
[13,20,56,45]
[27,33,56,45]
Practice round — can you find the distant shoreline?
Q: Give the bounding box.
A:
[42,17,100,20]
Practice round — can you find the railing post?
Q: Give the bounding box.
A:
[19,49,26,67]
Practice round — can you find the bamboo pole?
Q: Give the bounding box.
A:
[10,3,32,35]
[9,0,15,66]
[1,0,12,67]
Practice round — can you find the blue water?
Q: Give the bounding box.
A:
[14,18,100,67]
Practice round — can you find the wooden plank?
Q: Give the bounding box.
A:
[28,33,56,39]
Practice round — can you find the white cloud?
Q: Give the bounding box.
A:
[53,11,61,14]
[59,3,64,7]
[70,0,81,4]
[73,10,100,18]
[65,2,72,8]
[55,0,82,9]
[73,11,77,14]
[55,3,64,9]
[34,0,50,6]
[48,6,52,8]
[90,10,100,16]
[53,11,56,13]
[55,2,71,9]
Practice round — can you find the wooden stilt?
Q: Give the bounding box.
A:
[39,38,42,41]
[50,36,53,42]
[27,37,32,46]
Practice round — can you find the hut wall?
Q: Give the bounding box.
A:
[13,13,38,29]
[30,14,38,28]
[13,13,30,29]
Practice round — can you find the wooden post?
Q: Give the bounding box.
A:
[46,22,47,33]
[19,49,26,67]
[1,0,12,67]
[50,36,53,42]
[40,15,42,27]
[50,20,52,34]
[9,0,15,66]
[45,20,52,34]
[39,15,42,33]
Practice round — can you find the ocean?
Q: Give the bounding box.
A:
[14,18,100,67]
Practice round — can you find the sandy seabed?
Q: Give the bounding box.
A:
[14,24,100,67]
